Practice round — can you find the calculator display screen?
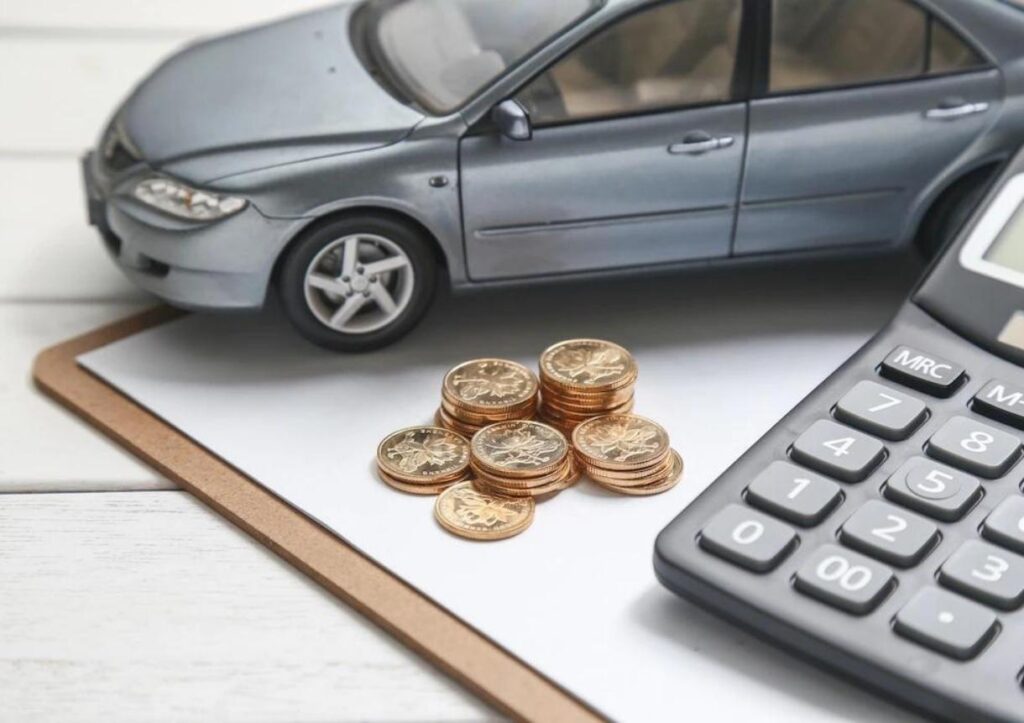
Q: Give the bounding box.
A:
[983,199,1024,275]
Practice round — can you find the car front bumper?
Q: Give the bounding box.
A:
[81,152,296,311]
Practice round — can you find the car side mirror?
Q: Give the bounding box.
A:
[491,99,532,141]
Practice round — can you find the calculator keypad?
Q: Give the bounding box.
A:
[745,461,841,527]
[794,544,894,614]
[834,380,927,440]
[982,496,1024,554]
[790,420,885,483]
[894,587,998,660]
[698,504,797,573]
[883,457,983,522]
[839,500,939,568]
[690,340,1024,676]
[926,416,1022,479]
[939,540,1024,610]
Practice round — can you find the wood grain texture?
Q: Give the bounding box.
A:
[0,490,493,722]
[33,308,605,723]
[0,303,164,490]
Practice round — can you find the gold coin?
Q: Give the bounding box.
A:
[539,339,638,393]
[442,358,539,413]
[473,460,580,498]
[435,407,484,437]
[471,420,568,478]
[572,414,671,471]
[434,481,535,541]
[471,454,574,489]
[376,426,471,483]
[579,453,673,486]
[377,467,462,495]
[441,396,536,425]
[591,450,683,496]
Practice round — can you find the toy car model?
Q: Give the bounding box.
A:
[83,0,1024,351]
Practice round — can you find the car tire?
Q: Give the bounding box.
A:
[915,165,998,259]
[277,214,437,352]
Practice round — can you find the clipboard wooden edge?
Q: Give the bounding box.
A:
[32,306,603,723]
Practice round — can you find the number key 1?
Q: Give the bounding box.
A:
[745,461,842,527]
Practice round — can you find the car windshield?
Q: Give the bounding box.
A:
[368,0,596,114]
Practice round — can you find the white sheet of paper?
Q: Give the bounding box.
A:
[79,259,922,721]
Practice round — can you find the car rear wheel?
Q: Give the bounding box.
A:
[278,214,437,351]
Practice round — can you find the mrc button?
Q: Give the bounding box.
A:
[879,345,965,397]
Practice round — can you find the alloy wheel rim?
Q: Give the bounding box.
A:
[303,233,415,334]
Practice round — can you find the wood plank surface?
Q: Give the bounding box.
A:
[0,491,492,722]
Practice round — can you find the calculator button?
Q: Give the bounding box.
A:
[839,500,939,568]
[879,345,965,397]
[795,544,894,614]
[699,504,798,573]
[790,420,885,483]
[972,379,1024,429]
[982,496,1024,555]
[939,540,1024,610]
[745,461,842,527]
[894,587,998,660]
[834,380,927,440]
[883,457,983,522]
[926,416,1022,479]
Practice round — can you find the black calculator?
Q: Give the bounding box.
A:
[655,151,1024,723]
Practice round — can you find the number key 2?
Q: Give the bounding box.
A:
[791,420,886,483]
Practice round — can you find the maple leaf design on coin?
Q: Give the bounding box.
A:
[387,431,463,474]
[452,365,527,401]
[453,487,521,528]
[552,347,626,384]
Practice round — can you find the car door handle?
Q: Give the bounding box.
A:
[668,133,735,155]
[924,101,989,121]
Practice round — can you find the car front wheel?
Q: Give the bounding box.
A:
[278,214,437,352]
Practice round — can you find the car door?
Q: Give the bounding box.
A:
[733,0,1002,255]
[459,0,748,281]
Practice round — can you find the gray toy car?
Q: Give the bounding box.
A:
[83,0,1024,351]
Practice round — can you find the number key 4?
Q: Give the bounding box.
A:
[791,420,886,483]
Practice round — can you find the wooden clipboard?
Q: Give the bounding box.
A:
[33,307,603,723]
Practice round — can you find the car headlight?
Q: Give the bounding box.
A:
[132,177,247,221]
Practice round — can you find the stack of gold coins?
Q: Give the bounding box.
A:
[572,414,683,496]
[376,426,471,495]
[436,358,539,437]
[538,339,638,433]
[470,420,579,498]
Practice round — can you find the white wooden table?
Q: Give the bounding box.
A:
[0,3,492,720]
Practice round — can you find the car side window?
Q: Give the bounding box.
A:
[770,0,927,93]
[516,0,742,126]
[770,0,987,94]
[929,19,985,75]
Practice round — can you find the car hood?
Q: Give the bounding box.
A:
[120,3,423,166]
